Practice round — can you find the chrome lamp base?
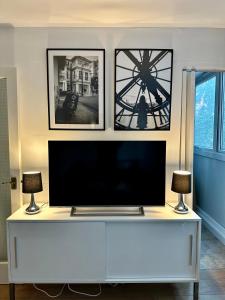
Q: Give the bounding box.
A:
[25,193,40,215]
[174,194,189,214]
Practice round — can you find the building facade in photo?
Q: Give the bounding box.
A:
[58,56,98,96]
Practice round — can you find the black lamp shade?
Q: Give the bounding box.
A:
[22,172,43,194]
[171,170,191,194]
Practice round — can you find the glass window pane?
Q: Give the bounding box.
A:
[221,74,225,150]
[194,76,216,149]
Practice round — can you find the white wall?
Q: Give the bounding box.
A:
[0,26,14,67]
[2,27,225,206]
[194,153,225,226]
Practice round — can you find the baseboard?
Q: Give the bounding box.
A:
[0,261,8,284]
[196,206,225,245]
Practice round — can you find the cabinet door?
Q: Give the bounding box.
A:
[106,222,198,281]
[8,222,105,283]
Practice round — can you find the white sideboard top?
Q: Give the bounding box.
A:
[7,204,201,223]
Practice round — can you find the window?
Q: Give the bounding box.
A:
[194,72,225,156]
[79,71,82,80]
[221,78,225,150]
[85,72,88,81]
[194,75,216,149]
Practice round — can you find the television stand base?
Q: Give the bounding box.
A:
[70,206,144,216]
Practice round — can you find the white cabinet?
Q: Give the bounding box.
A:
[8,222,106,283]
[106,222,197,280]
[7,206,201,290]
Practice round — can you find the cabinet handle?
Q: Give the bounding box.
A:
[189,234,193,266]
[14,237,18,269]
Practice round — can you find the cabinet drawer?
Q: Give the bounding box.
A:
[8,222,105,283]
[106,221,197,280]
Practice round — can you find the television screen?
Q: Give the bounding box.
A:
[48,141,166,207]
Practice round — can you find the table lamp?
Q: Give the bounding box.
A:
[171,170,191,214]
[22,171,43,214]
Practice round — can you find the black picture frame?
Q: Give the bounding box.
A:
[114,49,173,131]
[47,48,105,130]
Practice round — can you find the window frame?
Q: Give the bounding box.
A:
[218,74,225,153]
[194,72,225,161]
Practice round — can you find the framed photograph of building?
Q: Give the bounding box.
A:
[47,49,105,130]
[115,49,173,130]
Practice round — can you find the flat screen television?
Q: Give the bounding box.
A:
[48,141,166,207]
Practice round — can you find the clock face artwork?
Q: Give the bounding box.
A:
[115,49,173,130]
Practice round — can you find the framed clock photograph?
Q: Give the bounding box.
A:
[47,49,105,130]
[114,49,173,130]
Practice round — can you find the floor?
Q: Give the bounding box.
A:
[1,226,225,300]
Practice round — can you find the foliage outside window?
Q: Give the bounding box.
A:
[194,72,225,156]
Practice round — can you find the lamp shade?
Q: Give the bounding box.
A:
[171,170,191,194]
[22,172,43,194]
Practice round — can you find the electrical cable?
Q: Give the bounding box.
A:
[166,202,175,209]
[67,283,102,297]
[33,283,102,298]
[109,283,119,287]
[40,202,48,208]
[33,284,66,298]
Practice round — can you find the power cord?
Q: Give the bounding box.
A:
[166,202,175,209]
[33,284,66,298]
[68,283,102,297]
[110,283,119,287]
[33,283,102,298]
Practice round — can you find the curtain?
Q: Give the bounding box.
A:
[180,69,196,208]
